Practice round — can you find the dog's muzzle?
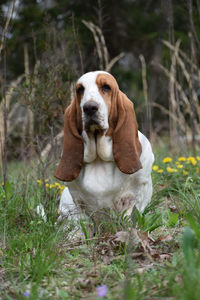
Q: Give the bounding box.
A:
[83,101,102,132]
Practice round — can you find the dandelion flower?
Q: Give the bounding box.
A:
[196,156,200,162]
[178,157,186,161]
[60,185,66,190]
[183,170,189,175]
[167,167,177,173]
[177,164,183,169]
[163,157,172,163]
[152,165,159,171]
[96,285,108,298]
[187,157,197,165]
[157,169,163,173]
[167,167,173,172]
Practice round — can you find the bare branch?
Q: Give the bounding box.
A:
[72,15,84,74]
[106,52,124,72]
[0,0,16,56]
[83,20,124,72]
[139,54,152,139]
[94,24,109,69]
[82,20,104,69]
[154,62,190,106]
[162,40,200,81]
[41,130,64,159]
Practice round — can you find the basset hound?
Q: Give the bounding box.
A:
[55,71,154,222]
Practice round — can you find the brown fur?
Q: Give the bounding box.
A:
[97,73,142,174]
[54,96,84,181]
[111,91,142,173]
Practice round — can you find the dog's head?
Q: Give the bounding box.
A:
[77,71,112,134]
[55,71,142,181]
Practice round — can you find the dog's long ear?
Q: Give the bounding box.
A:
[112,91,142,174]
[55,99,84,182]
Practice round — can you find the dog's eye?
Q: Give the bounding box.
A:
[77,85,84,96]
[102,84,111,93]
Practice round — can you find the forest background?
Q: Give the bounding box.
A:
[1,0,200,167]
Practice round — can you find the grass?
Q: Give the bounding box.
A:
[0,152,200,299]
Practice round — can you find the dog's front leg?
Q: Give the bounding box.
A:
[58,187,80,221]
[82,130,97,163]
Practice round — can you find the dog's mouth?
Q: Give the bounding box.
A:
[84,117,105,135]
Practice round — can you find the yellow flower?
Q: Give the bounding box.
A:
[163,157,172,163]
[187,157,197,165]
[177,164,183,169]
[45,179,49,182]
[157,169,163,173]
[60,185,66,190]
[196,156,200,162]
[49,184,55,189]
[36,179,42,185]
[45,183,50,187]
[183,170,188,175]
[167,167,178,173]
[178,157,186,161]
[53,182,66,192]
[152,165,159,171]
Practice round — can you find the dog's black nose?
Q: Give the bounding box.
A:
[83,101,99,116]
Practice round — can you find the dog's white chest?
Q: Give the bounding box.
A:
[68,159,126,210]
[80,159,124,194]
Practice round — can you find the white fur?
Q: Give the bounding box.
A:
[78,71,110,132]
[59,71,154,220]
[58,187,80,221]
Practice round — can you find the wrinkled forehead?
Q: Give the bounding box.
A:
[77,71,118,89]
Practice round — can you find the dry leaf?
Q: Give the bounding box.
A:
[114,231,129,244]
[131,252,144,259]
[154,235,173,244]
[159,253,173,260]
